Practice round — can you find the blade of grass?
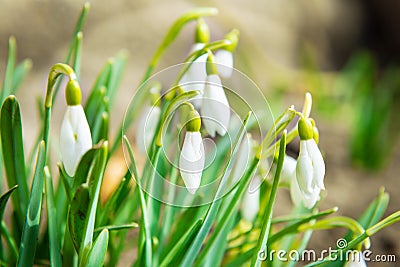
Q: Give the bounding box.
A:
[94,223,138,232]
[0,185,18,222]
[44,166,62,267]
[251,132,286,267]
[1,220,18,263]
[79,142,108,265]
[82,229,109,267]
[159,219,203,267]
[1,37,16,101]
[17,141,46,267]
[11,59,32,94]
[1,96,29,231]
[123,136,152,267]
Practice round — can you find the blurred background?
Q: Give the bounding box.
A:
[0,0,399,265]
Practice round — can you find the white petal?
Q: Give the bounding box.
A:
[231,134,252,185]
[306,139,326,190]
[136,106,161,154]
[179,132,205,194]
[60,105,92,176]
[344,252,367,267]
[280,155,297,184]
[290,173,305,207]
[296,141,314,196]
[215,49,233,78]
[241,176,260,222]
[179,43,207,99]
[290,173,320,209]
[202,74,230,137]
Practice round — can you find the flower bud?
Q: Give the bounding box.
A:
[195,18,210,44]
[298,117,313,140]
[186,109,201,132]
[65,79,82,106]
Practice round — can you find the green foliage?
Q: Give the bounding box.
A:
[0,3,399,267]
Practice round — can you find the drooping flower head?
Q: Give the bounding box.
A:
[201,51,231,137]
[293,116,325,208]
[60,79,92,176]
[344,251,367,267]
[179,109,205,194]
[215,29,239,78]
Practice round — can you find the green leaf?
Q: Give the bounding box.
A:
[84,229,109,267]
[94,222,138,232]
[0,185,18,222]
[72,148,99,194]
[17,141,46,267]
[11,59,32,95]
[68,184,90,252]
[44,166,62,267]
[1,37,16,102]
[159,219,203,267]
[1,96,29,230]
[106,51,128,106]
[251,132,287,267]
[123,136,152,267]
[79,142,108,264]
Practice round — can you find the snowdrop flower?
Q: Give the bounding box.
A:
[240,176,260,222]
[60,79,92,176]
[280,155,297,184]
[293,117,325,208]
[201,52,230,137]
[179,110,205,194]
[344,251,367,267]
[215,29,239,78]
[179,19,209,97]
[136,84,161,154]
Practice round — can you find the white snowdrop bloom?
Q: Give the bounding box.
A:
[344,251,367,267]
[292,117,325,208]
[136,105,161,154]
[179,131,205,194]
[296,139,326,196]
[179,110,204,194]
[60,105,92,176]
[240,176,261,222]
[215,49,233,78]
[201,74,230,137]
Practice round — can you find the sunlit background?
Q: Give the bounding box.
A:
[0,0,399,265]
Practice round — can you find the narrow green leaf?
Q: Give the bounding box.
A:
[11,59,32,94]
[79,142,108,264]
[251,133,286,267]
[72,32,83,80]
[1,96,29,230]
[84,229,109,267]
[123,136,152,267]
[1,220,18,263]
[106,51,128,106]
[69,184,90,251]
[72,148,99,194]
[159,219,203,267]
[0,185,18,222]
[44,166,62,267]
[1,37,16,101]
[94,223,138,232]
[17,141,46,267]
